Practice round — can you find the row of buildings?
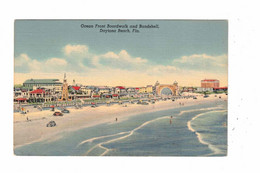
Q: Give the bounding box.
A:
[14,77,165,103]
[14,76,227,103]
[196,79,227,92]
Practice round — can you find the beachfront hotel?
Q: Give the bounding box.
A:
[201,79,220,88]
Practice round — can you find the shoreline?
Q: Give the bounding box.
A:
[187,109,227,156]
[14,93,227,149]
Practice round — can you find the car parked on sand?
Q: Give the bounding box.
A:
[137,100,142,104]
[46,121,56,127]
[141,102,149,105]
[61,109,70,113]
[53,112,63,116]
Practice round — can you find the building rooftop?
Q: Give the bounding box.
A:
[72,86,81,91]
[116,86,125,89]
[15,98,28,101]
[23,79,62,84]
[201,79,219,82]
[30,89,45,94]
[213,87,228,90]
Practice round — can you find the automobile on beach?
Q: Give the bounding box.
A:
[61,109,70,113]
[53,112,63,116]
[91,102,97,108]
[141,102,149,105]
[137,100,142,104]
[46,121,56,127]
[75,105,82,109]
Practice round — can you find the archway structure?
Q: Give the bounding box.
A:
[156,84,178,96]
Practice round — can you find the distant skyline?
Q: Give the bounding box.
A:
[14,20,228,87]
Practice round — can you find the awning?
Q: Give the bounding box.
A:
[15,98,28,101]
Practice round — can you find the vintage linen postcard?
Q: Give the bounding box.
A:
[14,20,228,156]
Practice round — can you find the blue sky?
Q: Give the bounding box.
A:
[14,20,228,86]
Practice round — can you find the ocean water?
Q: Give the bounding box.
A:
[14,100,227,156]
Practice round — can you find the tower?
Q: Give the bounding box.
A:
[59,73,70,101]
[173,81,179,96]
[154,80,160,95]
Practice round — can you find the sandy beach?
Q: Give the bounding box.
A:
[14,93,227,148]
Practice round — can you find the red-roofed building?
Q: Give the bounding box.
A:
[92,95,100,98]
[213,87,228,91]
[15,98,28,103]
[30,89,45,94]
[114,86,127,94]
[116,86,125,89]
[112,94,119,97]
[72,86,81,91]
[70,86,83,95]
[201,79,219,88]
[15,98,28,101]
[29,89,53,102]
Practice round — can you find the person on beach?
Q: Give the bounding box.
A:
[169,116,173,124]
[26,116,29,121]
[116,117,118,122]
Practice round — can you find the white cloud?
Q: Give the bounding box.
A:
[118,50,148,64]
[45,58,67,66]
[63,44,89,56]
[14,54,69,73]
[14,53,31,67]
[102,51,119,59]
[172,54,228,72]
[14,45,227,86]
[98,50,148,70]
[15,54,42,72]
[91,56,101,67]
